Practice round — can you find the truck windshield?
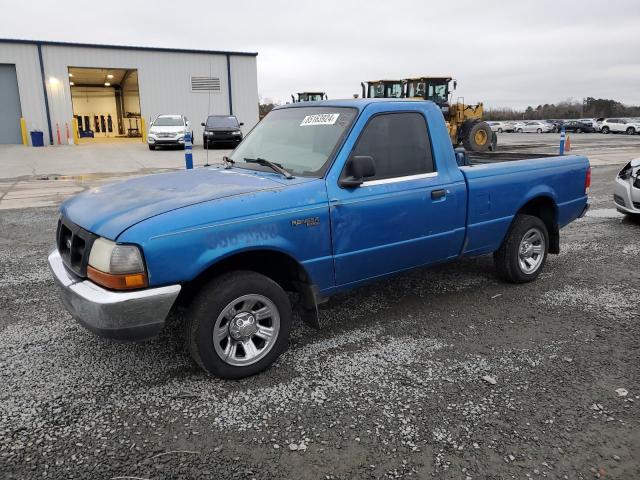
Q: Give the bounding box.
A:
[229,107,357,177]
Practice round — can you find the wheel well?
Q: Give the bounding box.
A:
[517,196,559,254]
[179,249,313,305]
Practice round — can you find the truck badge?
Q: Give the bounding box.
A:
[291,217,320,227]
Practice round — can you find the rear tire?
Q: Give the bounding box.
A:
[577,128,582,133]
[461,121,493,152]
[517,128,523,133]
[186,271,292,379]
[494,214,549,283]
[497,128,503,133]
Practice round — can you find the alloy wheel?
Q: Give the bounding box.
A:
[212,294,280,367]
[518,228,545,274]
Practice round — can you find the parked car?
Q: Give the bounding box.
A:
[512,121,526,132]
[202,115,244,148]
[48,99,590,379]
[520,121,554,133]
[577,118,597,127]
[545,120,564,133]
[613,158,640,217]
[600,118,640,135]
[147,114,193,150]
[487,121,510,133]
[562,120,596,133]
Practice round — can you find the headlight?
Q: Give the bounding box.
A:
[232,130,242,135]
[88,238,147,290]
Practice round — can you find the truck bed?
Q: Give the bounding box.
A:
[458,153,590,257]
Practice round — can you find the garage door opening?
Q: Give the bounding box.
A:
[68,67,141,143]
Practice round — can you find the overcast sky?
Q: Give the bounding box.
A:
[2,0,639,108]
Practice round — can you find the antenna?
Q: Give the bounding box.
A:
[204,59,212,167]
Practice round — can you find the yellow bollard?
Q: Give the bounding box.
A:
[20,118,28,145]
[141,117,147,143]
[72,118,80,145]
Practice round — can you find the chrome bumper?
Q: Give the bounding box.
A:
[48,249,181,340]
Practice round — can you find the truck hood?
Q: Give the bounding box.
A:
[60,167,286,239]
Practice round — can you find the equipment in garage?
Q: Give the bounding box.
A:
[0,63,23,144]
[69,67,141,141]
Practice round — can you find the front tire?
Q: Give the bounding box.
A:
[148,144,155,150]
[626,127,636,135]
[187,271,292,379]
[601,126,610,134]
[537,128,542,133]
[517,128,523,133]
[461,121,493,152]
[497,128,503,133]
[494,214,549,283]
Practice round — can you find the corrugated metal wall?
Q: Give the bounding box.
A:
[0,41,259,145]
[0,43,49,143]
[230,55,259,130]
[41,45,258,142]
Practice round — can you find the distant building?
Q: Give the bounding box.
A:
[0,38,258,145]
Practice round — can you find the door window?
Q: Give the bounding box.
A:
[349,113,434,181]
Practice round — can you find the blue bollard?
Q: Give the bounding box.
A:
[559,128,565,155]
[184,132,193,169]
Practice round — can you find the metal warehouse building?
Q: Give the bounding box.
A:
[0,39,259,145]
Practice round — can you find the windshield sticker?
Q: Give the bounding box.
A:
[300,113,340,126]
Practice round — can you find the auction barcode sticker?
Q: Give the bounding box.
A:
[300,113,340,126]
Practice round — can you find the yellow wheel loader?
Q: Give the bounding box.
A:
[361,77,496,152]
[291,92,328,103]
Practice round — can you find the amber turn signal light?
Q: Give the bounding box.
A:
[87,265,148,290]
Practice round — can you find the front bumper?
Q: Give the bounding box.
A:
[48,249,181,340]
[613,176,640,214]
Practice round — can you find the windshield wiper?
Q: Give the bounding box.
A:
[244,157,294,179]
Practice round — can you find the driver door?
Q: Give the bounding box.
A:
[326,109,465,286]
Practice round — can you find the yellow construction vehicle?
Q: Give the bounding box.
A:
[291,92,328,103]
[360,80,405,99]
[361,77,495,152]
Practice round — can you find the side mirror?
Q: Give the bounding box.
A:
[201,122,205,127]
[630,158,640,168]
[339,156,375,188]
[239,122,244,126]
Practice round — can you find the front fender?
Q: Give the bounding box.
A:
[117,180,333,289]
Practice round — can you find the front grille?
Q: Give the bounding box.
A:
[56,217,98,277]
[613,194,626,207]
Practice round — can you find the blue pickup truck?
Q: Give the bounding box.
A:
[48,99,590,379]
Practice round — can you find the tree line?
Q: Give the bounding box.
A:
[485,97,640,121]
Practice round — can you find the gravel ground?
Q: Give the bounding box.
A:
[0,165,638,479]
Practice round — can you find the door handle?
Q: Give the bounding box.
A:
[431,189,446,200]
